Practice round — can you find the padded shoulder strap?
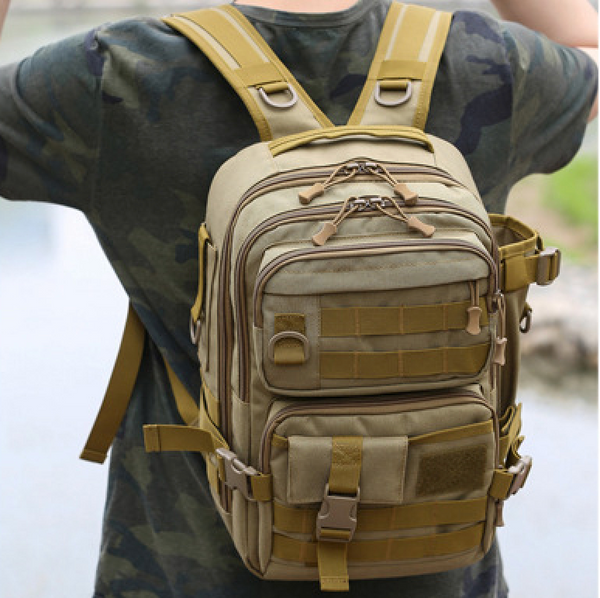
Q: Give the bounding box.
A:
[348,2,451,130]
[163,5,333,141]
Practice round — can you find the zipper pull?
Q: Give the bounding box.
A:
[382,196,435,238]
[299,182,325,205]
[366,162,420,205]
[406,216,435,238]
[394,182,419,206]
[312,197,360,246]
[299,162,360,205]
[466,281,483,335]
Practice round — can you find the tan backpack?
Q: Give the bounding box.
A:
[81,3,561,592]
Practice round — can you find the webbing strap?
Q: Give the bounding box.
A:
[275,496,489,535]
[190,224,211,325]
[317,436,363,592]
[80,303,145,464]
[163,6,332,141]
[321,299,489,337]
[349,3,451,129]
[274,523,484,565]
[490,214,561,291]
[320,342,490,379]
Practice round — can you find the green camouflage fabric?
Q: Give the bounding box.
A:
[0,0,596,596]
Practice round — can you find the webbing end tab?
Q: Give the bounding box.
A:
[79,448,107,464]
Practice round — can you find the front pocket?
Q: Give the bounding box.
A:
[253,236,497,396]
[258,387,498,576]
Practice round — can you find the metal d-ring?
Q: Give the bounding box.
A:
[258,84,298,109]
[375,79,413,107]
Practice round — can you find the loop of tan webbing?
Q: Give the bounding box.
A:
[80,303,145,464]
[317,436,363,592]
[274,523,485,566]
[349,3,452,129]
[163,6,332,141]
[490,214,561,292]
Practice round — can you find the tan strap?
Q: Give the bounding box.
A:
[274,496,489,534]
[190,223,211,325]
[80,304,145,463]
[274,523,485,565]
[163,6,332,141]
[268,124,435,157]
[349,2,452,129]
[316,436,363,591]
[321,298,489,337]
[320,342,490,380]
[490,214,561,292]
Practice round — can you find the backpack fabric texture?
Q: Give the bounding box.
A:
[82,2,561,592]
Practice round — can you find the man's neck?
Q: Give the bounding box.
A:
[234,0,359,13]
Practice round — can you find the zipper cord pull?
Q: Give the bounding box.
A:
[466,280,483,335]
[299,163,359,205]
[312,197,360,246]
[367,163,419,206]
[383,196,435,238]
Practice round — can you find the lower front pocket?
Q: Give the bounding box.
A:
[258,387,499,583]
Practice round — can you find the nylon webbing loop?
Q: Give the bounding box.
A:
[274,496,489,535]
[316,436,363,592]
[321,299,489,337]
[349,2,451,129]
[274,523,485,565]
[490,214,561,292]
[320,342,490,380]
[80,303,145,464]
[190,223,211,327]
[163,6,332,141]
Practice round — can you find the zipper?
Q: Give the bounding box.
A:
[233,203,498,406]
[252,239,498,328]
[217,162,481,442]
[259,390,499,473]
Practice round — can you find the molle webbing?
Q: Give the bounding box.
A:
[274,496,489,535]
[162,5,332,141]
[348,3,452,129]
[275,523,485,566]
[320,299,489,337]
[320,343,490,380]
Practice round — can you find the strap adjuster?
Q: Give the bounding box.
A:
[536,247,561,286]
[216,448,259,501]
[508,455,532,496]
[316,484,360,542]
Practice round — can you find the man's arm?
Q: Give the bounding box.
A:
[491,0,598,120]
[0,0,9,41]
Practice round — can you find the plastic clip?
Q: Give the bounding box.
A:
[508,455,533,496]
[216,448,259,501]
[316,484,360,542]
[536,247,561,286]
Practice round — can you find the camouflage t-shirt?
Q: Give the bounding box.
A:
[0,0,596,596]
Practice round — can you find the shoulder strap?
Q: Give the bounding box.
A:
[163,5,333,141]
[348,2,452,130]
[80,303,198,463]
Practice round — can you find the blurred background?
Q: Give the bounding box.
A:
[0,1,597,597]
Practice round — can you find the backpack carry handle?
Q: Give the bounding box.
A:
[269,125,435,157]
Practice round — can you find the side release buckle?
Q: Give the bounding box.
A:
[508,455,533,496]
[216,448,259,501]
[536,247,561,286]
[316,484,360,542]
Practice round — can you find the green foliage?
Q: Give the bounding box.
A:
[543,155,598,245]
